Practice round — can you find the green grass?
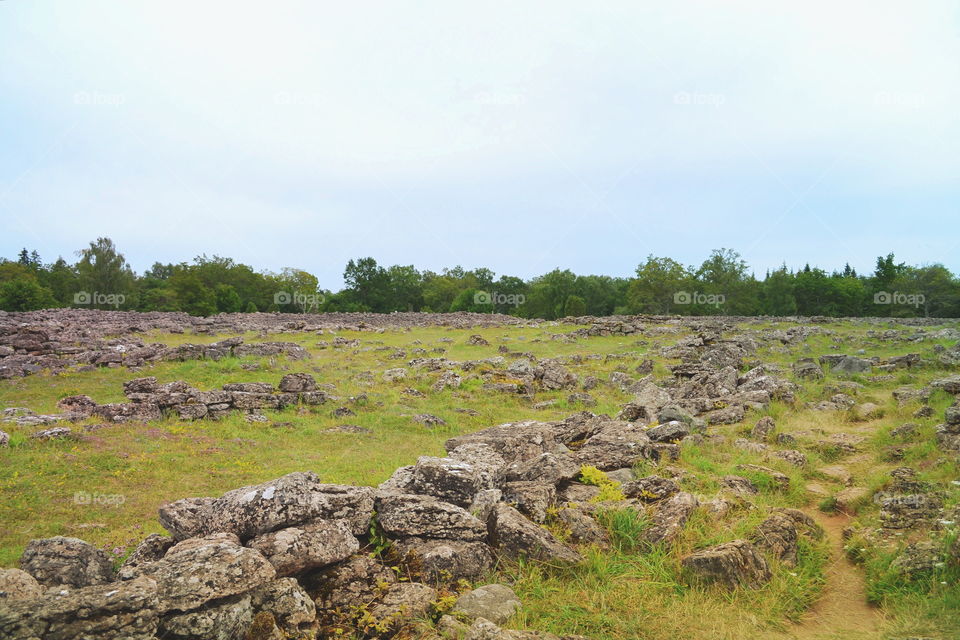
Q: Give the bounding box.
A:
[1,317,959,639]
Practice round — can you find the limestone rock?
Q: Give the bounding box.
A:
[118,533,174,578]
[376,493,487,541]
[158,496,216,541]
[247,519,359,576]
[752,513,799,565]
[643,491,698,545]
[0,575,159,640]
[278,373,317,392]
[138,541,275,612]
[248,577,317,634]
[622,476,680,502]
[646,421,689,443]
[210,472,374,540]
[487,504,582,564]
[452,584,521,624]
[19,537,115,588]
[367,582,438,630]
[0,569,42,601]
[394,538,495,582]
[751,416,776,441]
[500,452,580,487]
[158,593,251,640]
[310,554,396,612]
[575,419,652,471]
[681,540,772,589]
[408,456,484,508]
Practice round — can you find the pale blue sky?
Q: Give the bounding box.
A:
[1,1,958,287]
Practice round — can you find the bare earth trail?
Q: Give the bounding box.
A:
[772,511,884,640]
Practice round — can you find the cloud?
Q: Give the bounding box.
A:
[1,0,958,285]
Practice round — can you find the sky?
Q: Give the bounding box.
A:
[1,1,958,289]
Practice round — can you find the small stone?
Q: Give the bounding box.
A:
[681,540,772,589]
[452,584,521,624]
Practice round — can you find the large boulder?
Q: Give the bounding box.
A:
[393,538,495,582]
[138,542,276,612]
[19,537,115,588]
[792,359,823,380]
[500,452,580,487]
[931,375,960,395]
[575,419,652,471]
[407,456,485,508]
[487,504,582,564]
[445,421,566,465]
[158,594,252,640]
[0,575,159,640]
[681,540,772,589]
[376,493,487,541]
[619,382,671,423]
[247,519,359,576]
[210,472,374,540]
[889,541,943,577]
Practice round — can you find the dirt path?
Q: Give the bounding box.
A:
[772,511,884,640]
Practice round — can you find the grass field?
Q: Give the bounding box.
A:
[1,318,958,639]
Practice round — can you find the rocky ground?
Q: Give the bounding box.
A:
[0,311,958,639]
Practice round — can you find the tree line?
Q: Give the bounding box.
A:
[1,238,957,318]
